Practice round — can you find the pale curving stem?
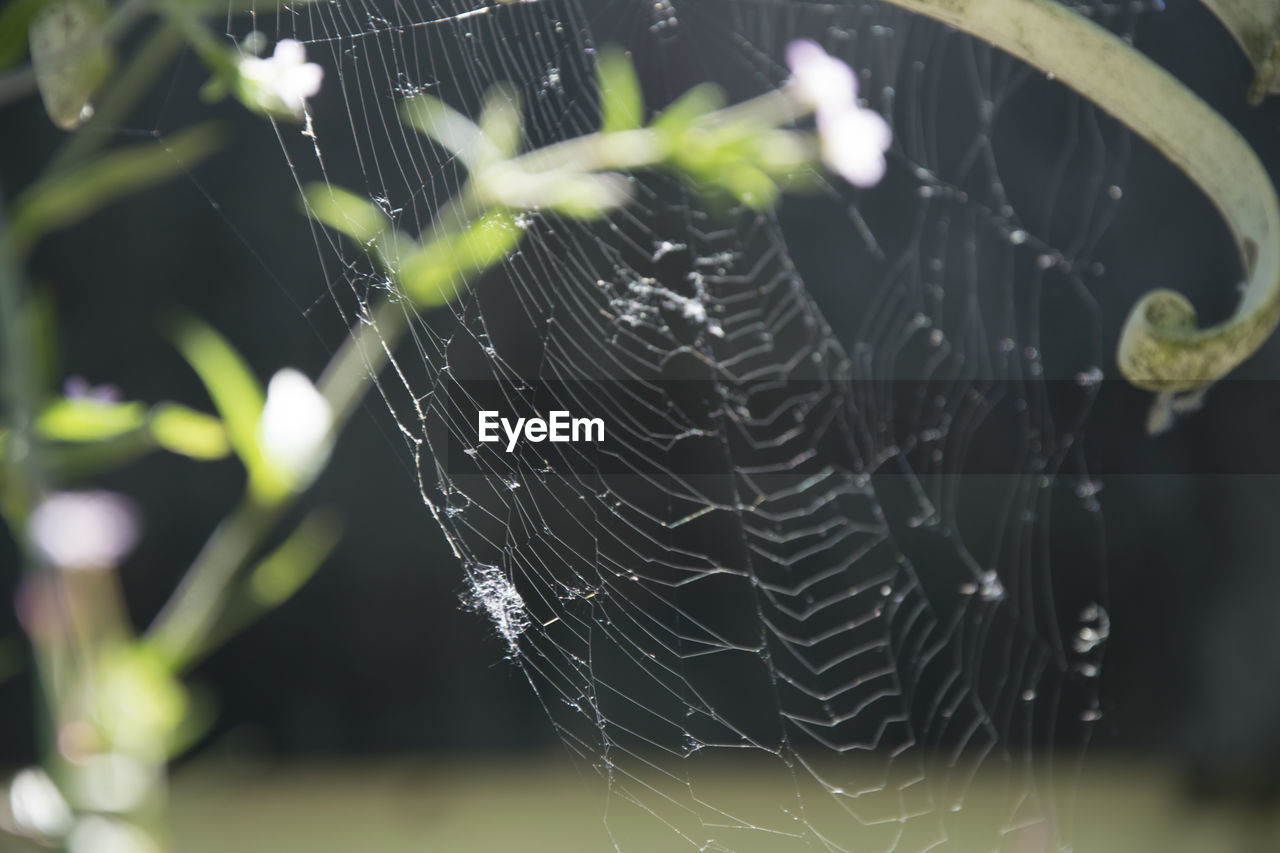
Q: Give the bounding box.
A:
[881,0,1280,423]
[1198,0,1280,104]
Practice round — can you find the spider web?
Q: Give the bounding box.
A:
[243,1,1163,849]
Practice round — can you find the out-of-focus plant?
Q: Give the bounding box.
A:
[0,0,353,846]
[0,0,887,845]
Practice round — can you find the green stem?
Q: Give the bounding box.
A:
[886,0,1280,409]
[472,88,804,212]
[502,89,801,177]
[145,494,280,668]
[0,201,65,845]
[0,217,42,519]
[318,298,407,425]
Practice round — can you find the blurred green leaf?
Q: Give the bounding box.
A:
[28,0,112,129]
[10,122,224,254]
[659,118,790,209]
[714,161,778,210]
[302,182,417,272]
[168,315,266,480]
[477,84,522,164]
[6,395,229,476]
[652,83,725,136]
[302,183,387,246]
[97,643,189,752]
[0,0,46,69]
[668,122,752,174]
[543,173,631,219]
[248,508,341,607]
[400,94,496,170]
[597,46,643,135]
[752,129,812,181]
[37,397,146,441]
[149,402,230,460]
[400,212,522,306]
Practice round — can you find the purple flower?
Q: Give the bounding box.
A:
[28,491,140,572]
[786,40,892,187]
[63,376,122,403]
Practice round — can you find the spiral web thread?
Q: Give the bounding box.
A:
[244,1,1164,849]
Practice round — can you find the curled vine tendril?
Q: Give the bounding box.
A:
[885,0,1280,432]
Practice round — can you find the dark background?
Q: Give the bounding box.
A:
[2,0,1280,800]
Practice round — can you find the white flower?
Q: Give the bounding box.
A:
[28,491,140,572]
[238,39,323,117]
[818,106,892,187]
[786,39,858,113]
[9,767,72,839]
[258,368,333,488]
[786,40,892,188]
